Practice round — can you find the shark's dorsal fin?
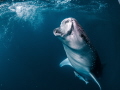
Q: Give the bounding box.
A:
[89,73,101,90]
[60,58,73,67]
[74,71,89,84]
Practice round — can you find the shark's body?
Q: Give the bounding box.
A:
[53,18,102,90]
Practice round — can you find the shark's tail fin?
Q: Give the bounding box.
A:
[89,73,101,90]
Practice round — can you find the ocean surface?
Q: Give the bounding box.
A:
[0,0,120,90]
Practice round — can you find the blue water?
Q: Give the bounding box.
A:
[0,0,120,90]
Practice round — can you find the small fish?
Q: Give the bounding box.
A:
[53,18,102,90]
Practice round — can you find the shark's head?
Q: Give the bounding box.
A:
[53,18,73,37]
[53,17,88,50]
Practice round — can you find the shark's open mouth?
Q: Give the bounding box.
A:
[53,27,62,36]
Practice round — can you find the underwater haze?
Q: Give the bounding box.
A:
[0,0,120,90]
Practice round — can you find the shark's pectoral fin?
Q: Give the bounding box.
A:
[89,73,101,90]
[60,58,73,67]
[74,71,89,84]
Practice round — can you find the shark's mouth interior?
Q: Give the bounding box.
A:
[53,28,62,36]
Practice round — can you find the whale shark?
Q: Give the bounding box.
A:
[53,18,102,90]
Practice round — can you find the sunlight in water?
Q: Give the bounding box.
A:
[56,0,71,4]
[0,0,107,27]
[0,0,107,42]
[8,2,42,22]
